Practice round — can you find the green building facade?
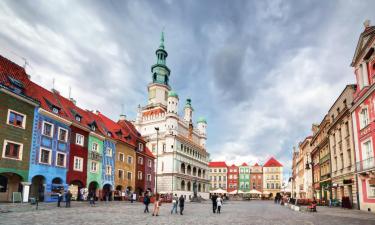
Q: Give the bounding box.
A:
[87,134,104,193]
[238,163,250,192]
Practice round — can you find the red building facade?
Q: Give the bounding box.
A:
[227,164,238,193]
[250,163,263,192]
[350,21,375,212]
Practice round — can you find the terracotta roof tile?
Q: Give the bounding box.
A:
[208,161,227,167]
[263,157,283,167]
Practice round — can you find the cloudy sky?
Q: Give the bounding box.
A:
[1,0,375,178]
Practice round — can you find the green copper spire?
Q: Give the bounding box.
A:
[159,31,165,50]
[151,31,170,86]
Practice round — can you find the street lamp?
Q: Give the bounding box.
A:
[305,155,315,199]
[154,127,159,194]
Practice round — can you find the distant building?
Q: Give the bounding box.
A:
[250,163,263,192]
[263,157,283,198]
[238,163,250,192]
[208,161,227,190]
[227,164,239,193]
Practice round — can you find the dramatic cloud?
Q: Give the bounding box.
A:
[1,0,374,180]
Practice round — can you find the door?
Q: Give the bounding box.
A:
[348,185,353,206]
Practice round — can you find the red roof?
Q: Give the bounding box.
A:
[241,162,248,166]
[263,157,283,167]
[208,161,227,167]
[142,108,165,117]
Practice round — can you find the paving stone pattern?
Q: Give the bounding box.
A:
[1,200,375,225]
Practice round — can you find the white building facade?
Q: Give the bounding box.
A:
[134,33,210,199]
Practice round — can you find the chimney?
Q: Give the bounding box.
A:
[69,98,76,105]
[119,114,127,121]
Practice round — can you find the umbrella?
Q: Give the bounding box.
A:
[209,188,227,194]
[263,191,270,195]
[237,190,244,194]
[228,190,238,194]
[249,189,262,195]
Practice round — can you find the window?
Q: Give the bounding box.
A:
[91,161,98,173]
[127,156,133,164]
[147,174,151,181]
[2,140,23,160]
[42,121,54,137]
[118,170,124,179]
[91,125,96,131]
[75,115,81,122]
[219,169,221,173]
[106,165,112,175]
[162,143,166,152]
[119,153,125,162]
[75,134,84,146]
[39,148,51,164]
[92,142,99,152]
[106,148,112,157]
[56,152,66,167]
[52,107,59,114]
[152,144,156,153]
[360,108,369,129]
[148,159,152,167]
[149,89,156,99]
[138,143,143,151]
[7,110,26,128]
[138,157,143,165]
[138,171,142,180]
[73,157,83,171]
[58,128,68,142]
[368,182,375,198]
[127,172,132,180]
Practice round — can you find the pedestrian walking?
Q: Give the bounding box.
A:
[89,191,96,207]
[211,194,218,213]
[143,194,150,213]
[216,195,223,214]
[152,195,160,216]
[57,191,63,207]
[179,195,185,215]
[65,190,72,208]
[170,194,178,214]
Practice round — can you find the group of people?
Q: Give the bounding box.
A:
[143,193,186,216]
[57,190,72,208]
[210,194,224,214]
[170,194,185,215]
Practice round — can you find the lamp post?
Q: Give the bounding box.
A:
[305,154,314,200]
[154,127,159,194]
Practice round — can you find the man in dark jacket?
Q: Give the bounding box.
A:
[211,194,218,213]
[65,190,72,208]
[143,194,150,213]
[179,195,185,215]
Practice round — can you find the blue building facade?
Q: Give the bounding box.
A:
[28,110,71,202]
[102,139,115,198]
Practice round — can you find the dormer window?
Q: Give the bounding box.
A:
[91,125,96,131]
[75,115,81,122]
[138,143,143,151]
[52,107,59,114]
[107,132,112,137]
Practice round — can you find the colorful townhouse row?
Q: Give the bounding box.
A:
[208,157,283,198]
[290,21,375,213]
[0,55,155,202]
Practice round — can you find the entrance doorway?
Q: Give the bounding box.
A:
[0,173,23,202]
[102,184,113,201]
[30,175,46,202]
[70,180,84,200]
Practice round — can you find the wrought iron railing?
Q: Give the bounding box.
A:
[356,156,375,173]
[89,151,102,161]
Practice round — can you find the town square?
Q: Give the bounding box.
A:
[1,0,375,224]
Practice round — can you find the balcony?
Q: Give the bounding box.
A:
[89,151,102,161]
[356,157,375,173]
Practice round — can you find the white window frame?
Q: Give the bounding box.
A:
[56,152,67,167]
[138,143,143,151]
[39,148,52,165]
[138,156,143,165]
[119,152,125,162]
[360,106,370,129]
[127,171,132,180]
[92,142,99,152]
[147,174,151,181]
[75,134,84,146]
[6,109,26,129]
[42,121,54,137]
[361,138,374,162]
[57,127,68,142]
[368,181,375,198]
[127,156,133,164]
[73,156,83,171]
[2,139,23,161]
[138,171,142,180]
[106,165,112,175]
[91,161,98,173]
[148,159,152,167]
[106,147,113,157]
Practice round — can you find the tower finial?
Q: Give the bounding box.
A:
[160,28,165,49]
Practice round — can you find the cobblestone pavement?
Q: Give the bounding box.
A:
[1,200,375,225]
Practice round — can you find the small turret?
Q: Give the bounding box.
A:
[167,91,179,114]
[166,90,179,136]
[184,98,193,122]
[197,117,207,148]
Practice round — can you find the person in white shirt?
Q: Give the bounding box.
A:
[216,195,223,214]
